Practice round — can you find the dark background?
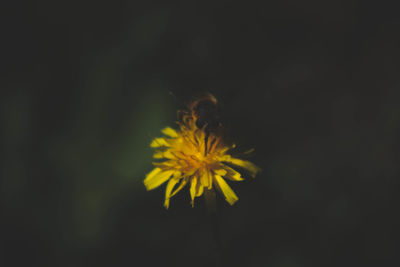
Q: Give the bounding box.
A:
[2,1,400,266]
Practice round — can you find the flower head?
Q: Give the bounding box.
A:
[144,97,260,209]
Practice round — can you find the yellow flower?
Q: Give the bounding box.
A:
[144,112,260,209]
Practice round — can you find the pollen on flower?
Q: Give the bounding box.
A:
[144,96,260,209]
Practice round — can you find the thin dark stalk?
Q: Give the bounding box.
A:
[205,189,223,267]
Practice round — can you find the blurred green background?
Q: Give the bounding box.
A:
[2,1,400,266]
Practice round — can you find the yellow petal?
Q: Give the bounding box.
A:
[214,175,238,205]
[220,143,234,154]
[164,172,181,209]
[193,131,206,154]
[208,170,212,189]
[195,180,204,197]
[190,178,197,207]
[207,136,217,153]
[161,127,178,138]
[150,137,170,148]
[153,151,164,159]
[223,156,260,177]
[153,150,176,160]
[222,166,244,181]
[200,171,210,188]
[170,178,188,197]
[144,169,174,190]
[144,167,161,185]
[152,161,175,168]
[214,169,227,176]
